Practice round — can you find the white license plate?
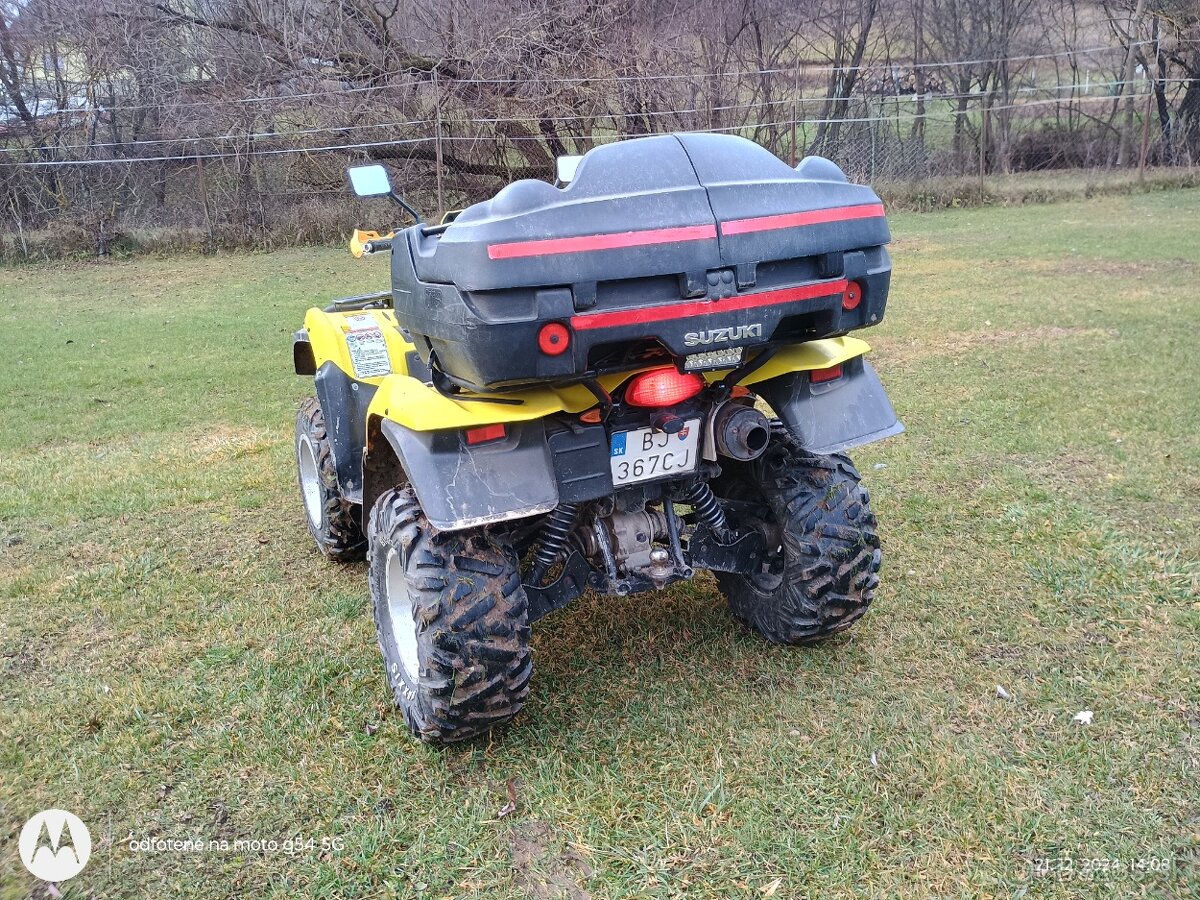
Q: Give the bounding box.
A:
[610,419,700,485]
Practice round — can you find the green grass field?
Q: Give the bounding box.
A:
[2,191,1198,898]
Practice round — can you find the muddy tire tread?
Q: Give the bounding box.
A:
[369,487,531,744]
[296,396,366,561]
[716,427,881,645]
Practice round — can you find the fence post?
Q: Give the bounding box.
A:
[979,100,988,197]
[433,68,445,220]
[1138,87,1153,182]
[870,96,878,183]
[790,61,799,166]
[198,156,214,247]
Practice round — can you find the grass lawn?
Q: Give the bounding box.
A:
[1,191,1198,898]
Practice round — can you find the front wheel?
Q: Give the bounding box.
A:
[368,487,532,744]
[714,433,881,644]
[295,397,366,561]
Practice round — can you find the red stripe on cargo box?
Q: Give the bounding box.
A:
[721,203,885,236]
[487,224,717,260]
[570,279,848,331]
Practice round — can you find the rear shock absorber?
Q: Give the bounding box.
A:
[529,503,579,585]
[687,483,730,541]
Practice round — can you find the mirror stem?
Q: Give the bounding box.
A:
[391,191,424,225]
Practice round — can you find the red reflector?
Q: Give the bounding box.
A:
[538,322,570,355]
[625,367,705,408]
[842,281,863,310]
[579,408,602,424]
[464,423,506,445]
[810,364,843,384]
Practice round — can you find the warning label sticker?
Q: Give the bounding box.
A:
[343,315,392,378]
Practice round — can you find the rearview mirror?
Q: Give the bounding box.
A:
[348,164,392,197]
[555,155,583,185]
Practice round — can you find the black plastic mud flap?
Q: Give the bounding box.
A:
[313,362,377,503]
[754,355,903,455]
[378,419,560,532]
[293,329,316,375]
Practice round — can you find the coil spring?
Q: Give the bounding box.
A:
[530,503,579,583]
[687,483,729,539]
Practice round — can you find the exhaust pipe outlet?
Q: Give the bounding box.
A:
[713,402,771,461]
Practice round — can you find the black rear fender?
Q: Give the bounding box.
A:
[753,355,903,455]
[364,418,613,532]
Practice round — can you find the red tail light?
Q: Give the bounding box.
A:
[537,322,570,355]
[810,364,843,384]
[842,281,863,310]
[625,367,705,408]
[464,423,506,445]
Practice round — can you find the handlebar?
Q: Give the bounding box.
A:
[362,237,393,255]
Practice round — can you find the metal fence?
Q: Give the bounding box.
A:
[1,43,1195,257]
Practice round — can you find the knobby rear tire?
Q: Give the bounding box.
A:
[715,431,881,644]
[368,487,532,744]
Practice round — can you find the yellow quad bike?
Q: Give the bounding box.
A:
[292,135,903,744]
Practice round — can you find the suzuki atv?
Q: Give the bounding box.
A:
[291,134,903,744]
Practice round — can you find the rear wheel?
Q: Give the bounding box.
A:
[714,431,881,644]
[369,487,532,744]
[295,397,366,561]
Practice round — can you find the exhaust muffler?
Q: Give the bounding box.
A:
[712,402,771,461]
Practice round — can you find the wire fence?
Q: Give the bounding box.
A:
[1,39,1196,257]
[11,77,1194,162]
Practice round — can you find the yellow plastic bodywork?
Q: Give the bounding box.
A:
[304,307,415,381]
[303,305,870,432]
[370,336,871,431]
